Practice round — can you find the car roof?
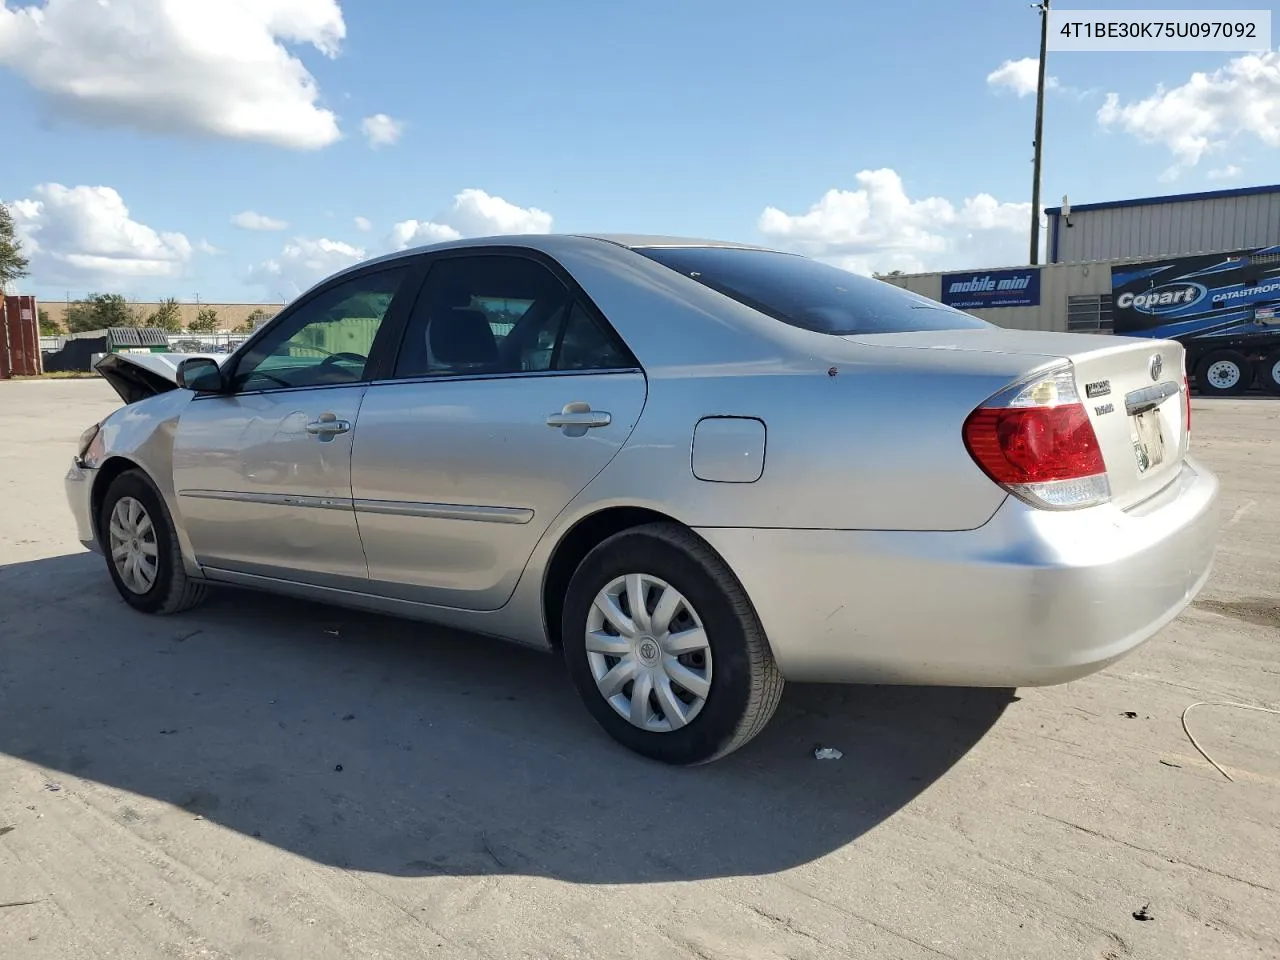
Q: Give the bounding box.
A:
[311,233,791,300]
[572,234,780,252]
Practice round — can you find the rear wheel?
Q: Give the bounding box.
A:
[561,522,783,765]
[99,469,208,614]
[1259,350,1280,395]
[1195,350,1253,396]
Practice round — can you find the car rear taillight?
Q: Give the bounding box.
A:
[962,364,1111,510]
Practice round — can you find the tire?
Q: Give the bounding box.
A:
[1195,350,1253,396]
[98,469,208,615]
[1259,350,1280,395]
[560,521,783,765]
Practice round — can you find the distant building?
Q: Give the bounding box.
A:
[879,183,1280,394]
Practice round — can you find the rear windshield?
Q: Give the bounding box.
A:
[637,246,991,336]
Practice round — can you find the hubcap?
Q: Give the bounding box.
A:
[1207,360,1241,389]
[585,573,713,733]
[1271,359,1280,388]
[108,496,159,595]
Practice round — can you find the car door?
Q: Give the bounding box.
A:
[172,262,416,583]
[350,250,647,610]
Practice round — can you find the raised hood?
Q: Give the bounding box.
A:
[95,352,227,405]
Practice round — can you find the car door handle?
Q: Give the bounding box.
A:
[546,411,612,429]
[546,403,611,431]
[306,413,351,438]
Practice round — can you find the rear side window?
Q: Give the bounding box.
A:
[637,246,991,336]
[393,254,635,378]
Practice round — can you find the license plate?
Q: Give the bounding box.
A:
[1131,409,1166,474]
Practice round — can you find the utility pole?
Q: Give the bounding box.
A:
[1029,0,1050,265]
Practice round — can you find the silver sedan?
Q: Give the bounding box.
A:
[67,235,1220,764]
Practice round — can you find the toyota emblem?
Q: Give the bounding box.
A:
[1149,354,1163,381]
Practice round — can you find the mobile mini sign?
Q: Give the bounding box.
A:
[940,268,1041,310]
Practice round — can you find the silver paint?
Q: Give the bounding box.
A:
[349,371,647,611]
[66,233,1220,688]
[171,386,371,580]
[691,417,766,483]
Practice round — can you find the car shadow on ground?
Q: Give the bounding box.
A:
[1,551,1013,884]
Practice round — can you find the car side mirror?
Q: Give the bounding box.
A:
[176,357,227,393]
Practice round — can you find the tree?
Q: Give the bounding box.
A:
[145,296,183,331]
[873,269,906,279]
[65,293,141,333]
[233,307,272,335]
[189,306,219,333]
[0,200,30,289]
[38,308,60,335]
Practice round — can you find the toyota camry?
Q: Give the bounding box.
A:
[67,235,1220,764]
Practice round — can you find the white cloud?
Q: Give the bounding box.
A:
[361,113,404,148]
[231,210,289,231]
[1208,164,1243,180]
[0,0,345,150]
[354,215,372,232]
[9,183,191,282]
[388,188,553,251]
[390,220,461,250]
[987,58,1058,97]
[248,237,365,298]
[958,194,1030,232]
[1097,52,1280,167]
[758,169,1032,275]
[195,239,223,255]
[252,188,556,296]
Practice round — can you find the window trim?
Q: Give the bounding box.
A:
[365,366,643,392]
[211,258,428,399]
[379,246,641,384]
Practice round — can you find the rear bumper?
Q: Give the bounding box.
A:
[695,456,1219,686]
[65,461,100,554]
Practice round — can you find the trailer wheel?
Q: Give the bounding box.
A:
[1195,350,1253,396]
[1260,350,1280,396]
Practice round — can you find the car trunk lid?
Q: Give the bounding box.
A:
[844,329,1189,510]
[1065,338,1187,509]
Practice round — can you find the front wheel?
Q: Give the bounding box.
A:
[99,469,208,614]
[561,522,783,765]
[1195,350,1253,396]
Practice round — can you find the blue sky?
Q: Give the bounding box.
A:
[1,0,1275,305]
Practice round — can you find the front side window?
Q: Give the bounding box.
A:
[231,267,409,392]
[394,254,634,378]
[637,246,992,336]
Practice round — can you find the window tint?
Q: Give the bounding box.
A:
[232,267,408,392]
[394,255,634,378]
[557,303,633,370]
[637,247,992,336]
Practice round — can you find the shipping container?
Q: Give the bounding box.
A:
[1,295,42,378]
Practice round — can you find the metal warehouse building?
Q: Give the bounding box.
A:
[881,183,1280,394]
